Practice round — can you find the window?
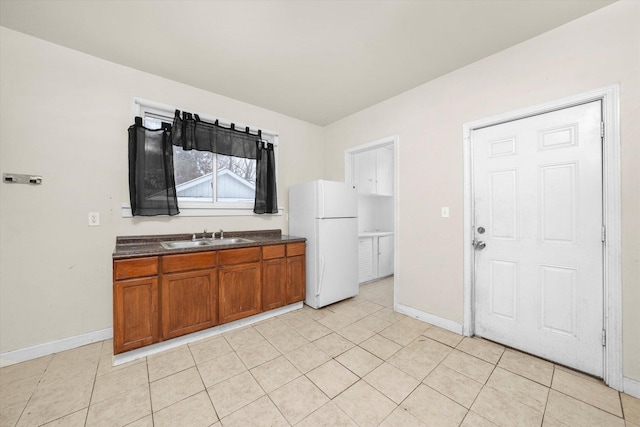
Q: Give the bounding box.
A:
[131,100,279,216]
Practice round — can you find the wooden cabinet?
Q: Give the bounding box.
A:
[262,245,287,310]
[219,247,262,324]
[113,240,305,354]
[286,243,306,304]
[113,257,159,353]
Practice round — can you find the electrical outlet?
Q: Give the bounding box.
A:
[88,212,100,226]
[441,207,450,218]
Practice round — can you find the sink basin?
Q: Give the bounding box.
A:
[160,237,254,250]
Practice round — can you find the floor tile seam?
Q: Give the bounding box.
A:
[361,372,422,406]
[259,393,294,427]
[95,357,147,378]
[484,369,552,414]
[400,382,469,422]
[2,376,41,427]
[480,383,547,419]
[148,362,197,384]
[249,360,302,395]
[553,363,603,384]
[551,367,620,394]
[210,387,266,424]
[540,412,571,427]
[496,362,554,388]
[548,388,626,420]
[460,410,496,426]
[442,351,498,384]
[195,373,222,423]
[491,365,555,391]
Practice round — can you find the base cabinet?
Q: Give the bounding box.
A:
[219,263,262,324]
[358,234,393,283]
[286,254,305,304]
[161,270,218,340]
[263,258,287,310]
[113,277,159,353]
[113,241,305,354]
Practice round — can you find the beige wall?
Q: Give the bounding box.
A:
[0,27,325,355]
[324,1,639,381]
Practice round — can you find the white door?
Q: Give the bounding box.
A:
[472,101,603,377]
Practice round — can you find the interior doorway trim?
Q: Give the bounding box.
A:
[345,136,400,310]
[462,85,622,390]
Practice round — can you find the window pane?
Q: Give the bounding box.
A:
[216,155,256,202]
[173,148,213,200]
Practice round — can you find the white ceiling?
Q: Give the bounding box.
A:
[0,0,614,126]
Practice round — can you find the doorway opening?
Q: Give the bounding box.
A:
[462,85,621,389]
[345,136,399,310]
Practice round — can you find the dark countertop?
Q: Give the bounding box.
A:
[113,229,306,259]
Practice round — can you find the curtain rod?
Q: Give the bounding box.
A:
[133,97,279,138]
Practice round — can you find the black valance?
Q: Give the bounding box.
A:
[128,117,179,216]
[171,110,258,159]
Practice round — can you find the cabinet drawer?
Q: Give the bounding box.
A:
[114,257,158,280]
[162,252,217,273]
[286,242,305,257]
[219,247,261,266]
[262,244,285,260]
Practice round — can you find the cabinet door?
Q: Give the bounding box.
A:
[161,270,218,340]
[286,255,306,304]
[219,263,262,324]
[375,147,394,196]
[113,277,159,354]
[262,258,287,310]
[377,235,394,277]
[358,237,375,283]
[355,150,376,195]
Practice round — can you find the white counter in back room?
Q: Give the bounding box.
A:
[358,231,394,283]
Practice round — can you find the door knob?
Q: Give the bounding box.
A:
[473,240,486,250]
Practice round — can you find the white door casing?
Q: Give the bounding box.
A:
[473,101,603,377]
[463,85,622,389]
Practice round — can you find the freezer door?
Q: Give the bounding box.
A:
[316,180,357,219]
[313,217,359,308]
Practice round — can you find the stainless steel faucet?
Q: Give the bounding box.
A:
[203,229,208,239]
[219,229,224,239]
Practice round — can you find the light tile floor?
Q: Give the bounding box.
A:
[1,277,639,426]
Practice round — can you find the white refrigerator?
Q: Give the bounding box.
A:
[289,180,359,309]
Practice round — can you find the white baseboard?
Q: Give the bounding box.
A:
[114,302,303,366]
[0,328,113,367]
[395,303,463,335]
[624,376,640,399]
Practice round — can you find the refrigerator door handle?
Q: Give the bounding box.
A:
[317,255,325,296]
[319,181,325,218]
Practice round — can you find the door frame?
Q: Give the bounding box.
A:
[462,85,622,389]
[345,136,400,310]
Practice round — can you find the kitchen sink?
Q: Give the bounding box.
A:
[160,237,254,250]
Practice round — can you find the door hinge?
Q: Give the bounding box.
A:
[600,121,605,138]
[601,225,606,243]
[602,329,606,346]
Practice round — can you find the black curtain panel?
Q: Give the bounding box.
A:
[128,117,179,216]
[254,140,278,214]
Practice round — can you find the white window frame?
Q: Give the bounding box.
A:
[122,98,281,217]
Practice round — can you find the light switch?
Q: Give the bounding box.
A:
[441,207,450,218]
[88,212,100,226]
